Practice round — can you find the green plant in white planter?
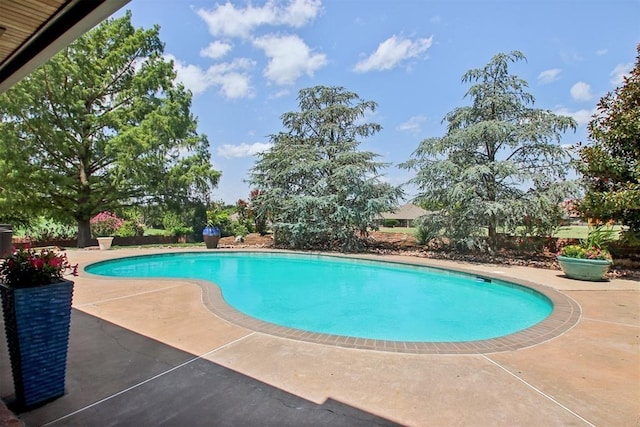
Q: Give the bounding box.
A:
[557,224,615,281]
[0,247,78,408]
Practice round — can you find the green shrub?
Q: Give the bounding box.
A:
[414,215,443,245]
[113,220,143,237]
[230,221,249,237]
[383,219,400,228]
[162,212,193,237]
[15,217,77,241]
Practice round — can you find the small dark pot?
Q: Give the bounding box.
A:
[0,280,74,409]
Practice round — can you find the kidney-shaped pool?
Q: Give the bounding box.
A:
[84,251,575,348]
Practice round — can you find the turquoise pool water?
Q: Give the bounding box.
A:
[86,252,553,342]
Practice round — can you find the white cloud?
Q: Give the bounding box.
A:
[610,62,633,86]
[270,88,291,98]
[397,115,427,134]
[537,68,561,84]
[166,55,211,95]
[197,0,321,39]
[596,48,607,56]
[554,107,596,126]
[354,35,433,73]
[217,142,273,158]
[166,54,255,99]
[200,41,233,59]
[570,81,593,102]
[253,34,327,85]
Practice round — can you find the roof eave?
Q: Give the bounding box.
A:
[0,0,130,95]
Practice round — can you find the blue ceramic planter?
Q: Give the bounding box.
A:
[203,226,221,249]
[1,279,74,409]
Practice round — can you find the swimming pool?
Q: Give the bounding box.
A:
[86,252,556,344]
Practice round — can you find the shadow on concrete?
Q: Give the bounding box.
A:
[1,310,400,426]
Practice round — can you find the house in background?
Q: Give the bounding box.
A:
[379,203,428,228]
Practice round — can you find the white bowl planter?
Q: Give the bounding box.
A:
[97,237,114,250]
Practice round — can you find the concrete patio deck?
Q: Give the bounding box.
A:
[1,248,639,426]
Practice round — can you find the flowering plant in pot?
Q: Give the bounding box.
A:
[90,211,124,250]
[1,246,78,287]
[557,223,615,281]
[0,246,78,408]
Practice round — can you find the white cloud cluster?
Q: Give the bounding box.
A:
[570,81,593,102]
[177,0,326,94]
[610,62,632,86]
[537,68,561,84]
[217,142,273,158]
[253,34,327,85]
[167,54,255,99]
[197,0,322,38]
[354,35,433,73]
[200,41,233,59]
[554,107,596,126]
[397,115,427,134]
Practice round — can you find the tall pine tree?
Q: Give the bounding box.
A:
[0,12,220,247]
[250,86,402,251]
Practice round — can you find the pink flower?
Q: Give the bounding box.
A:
[30,257,44,269]
[1,247,78,288]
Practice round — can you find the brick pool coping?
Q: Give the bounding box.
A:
[190,251,582,354]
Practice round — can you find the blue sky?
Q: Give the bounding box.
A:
[115,0,639,204]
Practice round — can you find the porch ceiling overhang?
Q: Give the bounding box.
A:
[0,0,130,95]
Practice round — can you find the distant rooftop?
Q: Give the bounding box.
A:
[380,203,428,221]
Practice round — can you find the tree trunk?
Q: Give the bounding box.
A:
[77,218,92,248]
[488,219,497,251]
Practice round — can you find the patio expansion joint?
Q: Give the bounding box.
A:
[481,354,596,427]
[73,283,187,308]
[580,317,640,329]
[39,332,256,426]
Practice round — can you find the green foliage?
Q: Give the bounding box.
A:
[401,51,578,252]
[113,207,145,236]
[0,11,220,248]
[162,212,193,237]
[249,190,268,235]
[413,214,444,245]
[14,217,77,241]
[578,44,640,233]
[581,223,617,250]
[249,86,403,251]
[113,221,142,237]
[230,221,250,237]
[559,244,612,261]
[383,219,401,228]
[204,203,229,236]
[235,198,256,234]
[559,224,616,261]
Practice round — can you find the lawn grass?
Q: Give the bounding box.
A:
[554,225,623,240]
[378,225,624,240]
[143,228,166,236]
[378,227,417,234]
